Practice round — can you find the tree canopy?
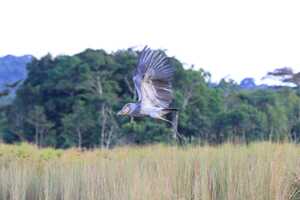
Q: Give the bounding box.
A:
[0,49,300,148]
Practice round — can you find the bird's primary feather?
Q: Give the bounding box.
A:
[133,46,174,109]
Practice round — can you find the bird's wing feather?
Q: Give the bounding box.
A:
[133,73,142,101]
[133,46,174,108]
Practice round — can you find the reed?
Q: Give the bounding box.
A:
[0,142,299,200]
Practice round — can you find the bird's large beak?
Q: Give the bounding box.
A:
[117,110,123,115]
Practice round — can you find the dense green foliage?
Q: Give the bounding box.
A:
[0,48,300,148]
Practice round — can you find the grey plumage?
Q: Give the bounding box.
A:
[117,46,176,123]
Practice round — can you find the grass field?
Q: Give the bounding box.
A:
[0,142,300,200]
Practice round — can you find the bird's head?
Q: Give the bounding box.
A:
[117,103,135,116]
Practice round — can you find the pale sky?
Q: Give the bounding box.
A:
[0,0,300,84]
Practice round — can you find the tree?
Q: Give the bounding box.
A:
[5,47,300,147]
[0,80,23,142]
[77,49,121,148]
[265,67,300,87]
[26,106,53,147]
[171,63,222,143]
[62,101,94,149]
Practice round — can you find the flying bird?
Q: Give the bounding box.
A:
[117,46,177,123]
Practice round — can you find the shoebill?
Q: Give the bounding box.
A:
[117,46,177,123]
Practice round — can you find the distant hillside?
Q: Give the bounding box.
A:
[0,55,32,90]
[239,77,269,90]
[0,55,32,106]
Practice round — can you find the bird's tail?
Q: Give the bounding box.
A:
[162,108,179,112]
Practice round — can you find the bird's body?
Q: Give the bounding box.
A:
[118,46,176,123]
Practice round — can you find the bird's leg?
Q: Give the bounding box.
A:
[130,116,134,123]
[157,116,173,125]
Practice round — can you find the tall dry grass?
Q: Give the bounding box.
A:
[0,142,300,200]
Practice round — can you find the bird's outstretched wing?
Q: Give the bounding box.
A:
[133,46,174,108]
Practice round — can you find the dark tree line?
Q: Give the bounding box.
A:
[0,49,300,148]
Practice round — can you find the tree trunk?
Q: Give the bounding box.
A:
[106,127,113,149]
[95,76,107,148]
[40,130,44,147]
[77,127,82,149]
[182,92,192,110]
[96,75,103,95]
[35,125,39,147]
[100,104,107,148]
[172,111,178,141]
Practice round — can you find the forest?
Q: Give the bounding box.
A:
[0,48,300,148]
